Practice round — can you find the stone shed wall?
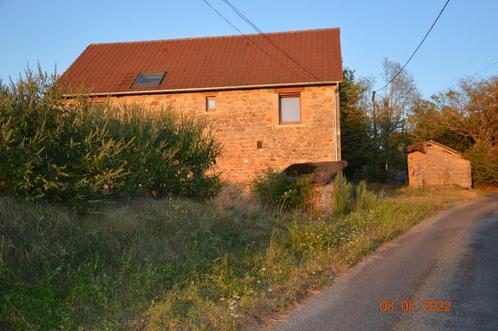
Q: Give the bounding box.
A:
[104,84,340,184]
[408,144,472,189]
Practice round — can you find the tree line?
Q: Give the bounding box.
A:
[340,59,498,187]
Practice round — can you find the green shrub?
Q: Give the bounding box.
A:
[331,172,353,217]
[465,142,498,187]
[252,169,313,210]
[354,181,378,211]
[0,69,221,210]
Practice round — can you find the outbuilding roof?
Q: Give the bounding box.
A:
[407,140,468,160]
[59,28,343,96]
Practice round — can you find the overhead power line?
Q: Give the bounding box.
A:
[200,0,311,81]
[445,59,498,91]
[375,0,450,93]
[469,59,498,78]
[219,0,321,81]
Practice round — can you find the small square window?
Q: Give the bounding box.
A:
[206,96,216,111]
[132,72,165,88]
[279,94,301,124]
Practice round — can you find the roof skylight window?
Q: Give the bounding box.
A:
[132,72,166,88]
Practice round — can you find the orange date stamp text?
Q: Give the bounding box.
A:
[379,299,452,313]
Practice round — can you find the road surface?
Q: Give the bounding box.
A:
[271,194,498,331]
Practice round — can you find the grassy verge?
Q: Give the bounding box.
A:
[0,188,477,329]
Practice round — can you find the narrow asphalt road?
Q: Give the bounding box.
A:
[271,194,498,331]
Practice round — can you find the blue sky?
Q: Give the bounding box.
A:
[1,0,497,97]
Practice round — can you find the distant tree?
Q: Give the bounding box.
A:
[373,59,419,181]
[441,77,498,186]
[408,96,471,152]
[442,77,498,148]
[339,68,373,179]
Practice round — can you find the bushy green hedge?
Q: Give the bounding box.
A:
[0,69,222,209]
[251,169,313,210]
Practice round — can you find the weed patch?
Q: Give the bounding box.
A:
[0,188,476,329]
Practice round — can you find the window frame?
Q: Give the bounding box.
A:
[278,92,301,125]
[205,95,217,112]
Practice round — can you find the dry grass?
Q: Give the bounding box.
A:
[0,188,477,330]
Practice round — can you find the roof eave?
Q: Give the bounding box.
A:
[63,80,342,98]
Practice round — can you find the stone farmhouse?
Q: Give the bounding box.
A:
[60,28,344,185]
[407,140,472,189]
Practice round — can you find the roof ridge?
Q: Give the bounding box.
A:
[427,140,466,158]
[87,27,340,47]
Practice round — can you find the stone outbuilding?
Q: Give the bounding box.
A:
[407,140,472,189]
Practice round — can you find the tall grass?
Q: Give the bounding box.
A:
[331,174,381,217]
[354,181,378,211]
[0,69,221,210]
[331,172,353,216]
[0,188,476,329]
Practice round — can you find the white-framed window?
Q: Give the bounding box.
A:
[206,96,216,111]
[279,93,301,124]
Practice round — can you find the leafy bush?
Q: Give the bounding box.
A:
[0,69,221,209]
[465,142,498,187]
[252,169,313,210]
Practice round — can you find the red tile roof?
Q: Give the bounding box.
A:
[60,28,342,95]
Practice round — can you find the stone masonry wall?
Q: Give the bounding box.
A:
[104,85,340,185]
[408,145,472,189]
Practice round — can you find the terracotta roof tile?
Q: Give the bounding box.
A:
[60,27,343,95]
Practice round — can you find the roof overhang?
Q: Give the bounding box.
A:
[408,140,469,160]
[63,80,341,98]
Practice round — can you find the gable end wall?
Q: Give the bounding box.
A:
[408,144,472,189]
